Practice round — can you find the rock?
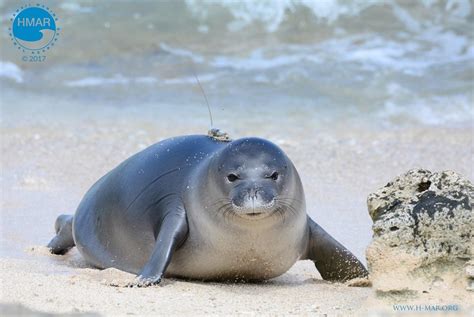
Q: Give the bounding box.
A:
[466,260,474,292]
[466,260,474,278]
[366,169,473,294]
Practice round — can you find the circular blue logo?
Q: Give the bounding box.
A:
[9,4,59,53]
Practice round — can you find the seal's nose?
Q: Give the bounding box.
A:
[247,186,261,199]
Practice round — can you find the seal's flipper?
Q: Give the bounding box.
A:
[304,217,368,282]
[131,199,188,287]
[47,214,75,255]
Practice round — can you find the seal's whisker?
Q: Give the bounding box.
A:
[277,196,304,204]
[274,199,300,218]
[221,205,236,224]
[215,202,236,224]
[209,198,232,207]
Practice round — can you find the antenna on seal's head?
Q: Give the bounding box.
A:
[192,69,231,142]
[193,72,213,129]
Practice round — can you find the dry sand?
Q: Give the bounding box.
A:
[1,248,472,316]
[1,99,473,316]
[1,248,372,316]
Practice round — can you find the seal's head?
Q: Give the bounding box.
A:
[211,137,303,221]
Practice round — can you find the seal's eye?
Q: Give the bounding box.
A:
[227,173,239,182]
[269,172,279,181]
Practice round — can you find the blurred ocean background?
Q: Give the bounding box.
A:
[1,0,473,127]
[0,1,473,263]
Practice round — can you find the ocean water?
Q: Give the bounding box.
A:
[1,0,473,128]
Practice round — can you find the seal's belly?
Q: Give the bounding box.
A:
[166,234,305,281]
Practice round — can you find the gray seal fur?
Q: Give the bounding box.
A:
[48,135,367,285]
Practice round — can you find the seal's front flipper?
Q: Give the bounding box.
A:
[131,200,188,287]
[304,217,368,282]
[47,214,75,255]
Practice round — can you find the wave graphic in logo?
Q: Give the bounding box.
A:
[10,5,59,52]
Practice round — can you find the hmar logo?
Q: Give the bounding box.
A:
[9,4,60,62]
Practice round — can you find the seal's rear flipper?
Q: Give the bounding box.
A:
[304,217,368,282]
[47,214,75,255]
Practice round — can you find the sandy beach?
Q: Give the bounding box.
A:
[1,253,371,316]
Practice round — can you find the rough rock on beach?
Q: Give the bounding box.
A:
[366,169,473,295]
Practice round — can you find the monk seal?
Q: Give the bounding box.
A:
[48,135,367,286]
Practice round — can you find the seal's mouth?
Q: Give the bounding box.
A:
[235,211,271,220]
[231,200,276,220]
